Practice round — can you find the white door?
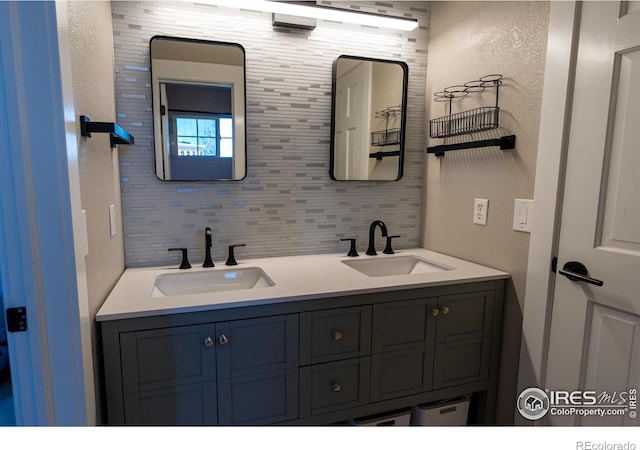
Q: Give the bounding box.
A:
[333,61,371,179]
[545,1,640,426]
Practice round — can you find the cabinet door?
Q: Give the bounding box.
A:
[433,291,494,389]
[216,314,298,425]
[299,305,372,365]
[370,297,437,401]
[120,324,217,425]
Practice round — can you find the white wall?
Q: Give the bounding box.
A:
[66,1,125,422]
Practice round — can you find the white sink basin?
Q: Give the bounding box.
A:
[342,255,452,277]
[152,267,274,297]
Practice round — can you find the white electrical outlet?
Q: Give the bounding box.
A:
[109,204,117,238]
[473,198,488,226]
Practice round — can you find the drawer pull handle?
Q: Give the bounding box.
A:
[203,337,214,348]
[431,308,440,317]
[440,306,450,315]
[218,334,229,345]
[332,330,343,341]
[332,382,342,393]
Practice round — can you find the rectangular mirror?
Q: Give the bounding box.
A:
[150,36,246,181]
[330,55,408,181]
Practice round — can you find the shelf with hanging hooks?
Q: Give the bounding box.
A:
[426,74,516,157]
[371,105,402,146]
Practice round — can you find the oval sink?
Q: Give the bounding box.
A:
[342,255,452,277]
[152,267,274,297]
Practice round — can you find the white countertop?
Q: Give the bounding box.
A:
[96,248,509,321]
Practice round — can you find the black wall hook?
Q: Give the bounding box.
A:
[80,115,135,148]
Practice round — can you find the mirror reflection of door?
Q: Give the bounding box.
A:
[330,56,408,181]
[334,60,371,180]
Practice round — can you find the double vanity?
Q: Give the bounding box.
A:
[98,248,508,426]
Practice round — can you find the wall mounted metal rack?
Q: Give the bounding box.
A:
[426,74,516,157]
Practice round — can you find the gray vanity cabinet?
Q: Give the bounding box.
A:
[119,324,218,425]
[111,314,298,425]
[215,315,298,425]
[369,290,495,402]
[299,306,372,417]
[101,279,505,425]
[370,297,437,402]
[432,291,494,389]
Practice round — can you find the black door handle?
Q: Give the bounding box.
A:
[558,261,604,287]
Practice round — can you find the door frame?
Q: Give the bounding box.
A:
[516,1,581,424]
[0,1,93,425]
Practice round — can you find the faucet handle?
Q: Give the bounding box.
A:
[383,235,401,255]
[340,238,359,257]
[226,244,246,266]
[168,248,191,269]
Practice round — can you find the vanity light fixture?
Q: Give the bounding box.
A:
[207,0,419,31]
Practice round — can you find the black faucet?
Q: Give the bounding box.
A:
[366,220,388,255]
[226,244,246,266]
[168,248,191,269]
[203,227,214,268]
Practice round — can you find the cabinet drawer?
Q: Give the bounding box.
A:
[300,306,371,365]
[299,357,370,417]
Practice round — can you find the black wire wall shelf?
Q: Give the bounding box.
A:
[426,74,516,157]
[371,128,401,146]
[372,106,401,146]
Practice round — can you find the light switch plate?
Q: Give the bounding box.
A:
[80,209,89,257]
[473,198,488,226]
[109,204,117,238]
[513,199,533,232]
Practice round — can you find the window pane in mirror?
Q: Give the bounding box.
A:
[198,119,217,137]
[176,118,197,136]
[220,117,233,137]
[220,138,233,158]
[177,137,197,156]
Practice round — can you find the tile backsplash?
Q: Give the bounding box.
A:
[112,1,428,267]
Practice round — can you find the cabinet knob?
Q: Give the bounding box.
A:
[440,306,450,315]
[332,330,343,341]
[218,334,229,345]
[331,382,342,393]
[431,308,440,317]
[203,337,214,348]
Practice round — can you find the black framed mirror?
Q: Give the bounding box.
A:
[150,36,246,181]
[330,55,408,181]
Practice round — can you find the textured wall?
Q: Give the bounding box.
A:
[111,1,429,268]
[423,1,550,424]
[66,0,125,421]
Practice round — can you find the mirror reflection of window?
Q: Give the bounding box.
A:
[150,36,246,181]
[175,117,217,156]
